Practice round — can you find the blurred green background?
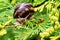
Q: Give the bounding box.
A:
[0,0,60,40]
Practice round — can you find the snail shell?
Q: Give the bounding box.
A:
[13,2,34,19]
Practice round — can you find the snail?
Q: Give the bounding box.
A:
[13,1,47,25]
[13,2,34,25]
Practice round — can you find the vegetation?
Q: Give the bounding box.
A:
[0,0,60,40]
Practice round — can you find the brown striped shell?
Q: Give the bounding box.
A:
[13,2,34,19]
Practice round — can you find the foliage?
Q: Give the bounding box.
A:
[0,0,60,40]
